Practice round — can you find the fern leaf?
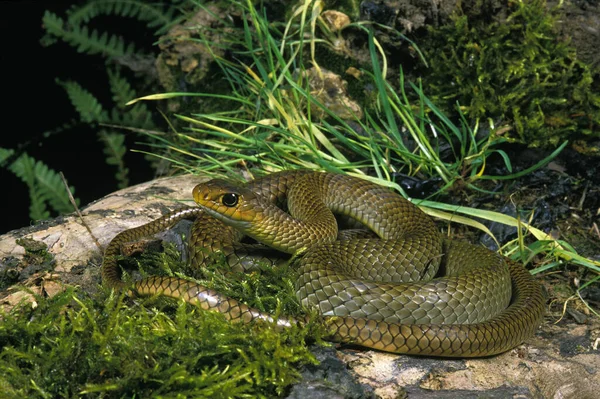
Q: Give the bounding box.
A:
[107,68,154,128]
[7,152,36,187]
[42,10,137,57]
[40,11,65,47]
[107,68,137,107]
[41,11,65,33]
[6,152,47,221]
[58,80,108,123]
[22,158,52,221]
[28,189,51,221]
[3,150,78,220]
[99,131,129,188]
[33,162,76,214]
[66,0,177,30]
[0,148,15,165]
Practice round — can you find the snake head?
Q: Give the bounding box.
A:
[192,179,264,228]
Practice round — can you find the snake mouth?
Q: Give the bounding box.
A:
[199,204,252,230]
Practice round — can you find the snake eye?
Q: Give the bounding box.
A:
[221,193,239,207]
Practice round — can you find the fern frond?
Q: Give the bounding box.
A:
[57,80,108,123]
[99,131,129,188]
[2,149,77,220]
[0,148,15,166]
[107,68,137,106]
[107,68,154,128]
[33,162,77,214]
[40,11,65,48]
[66,0,177,30]
[16,155,51,221]
[7,152,37,188]
[42,11,137,57]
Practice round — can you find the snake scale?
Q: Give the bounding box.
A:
[102,170,544,357]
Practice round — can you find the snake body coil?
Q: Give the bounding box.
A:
[102,170,544,357]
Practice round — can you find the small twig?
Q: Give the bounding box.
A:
[577,181,589,211]
[59,172,102,250]
[592,222,600,240]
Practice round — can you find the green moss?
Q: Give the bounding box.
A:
[140,243,306,318]
[0,245,324,398]
[14,237,54,268]
[420,0,600,148]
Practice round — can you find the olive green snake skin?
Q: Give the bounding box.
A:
[102,170,544,357]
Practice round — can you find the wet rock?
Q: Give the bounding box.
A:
[286,346,375,399]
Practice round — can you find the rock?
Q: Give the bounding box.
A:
[0,174,203,308]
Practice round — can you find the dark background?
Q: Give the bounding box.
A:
[1,0,155,234]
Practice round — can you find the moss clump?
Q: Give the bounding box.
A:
[141,243,305,318]
[14,237,54,268]
[0,277,320,397]
[0,238,55,290]
[420,0,600,148]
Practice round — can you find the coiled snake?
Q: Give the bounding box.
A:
[102,170,544,357]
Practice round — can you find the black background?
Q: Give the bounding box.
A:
[1,0,155,234]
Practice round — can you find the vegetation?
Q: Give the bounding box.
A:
[420,0,600,147]
[0,287,319,398]
[1,1,180,221]
[4,0,599,219]
[0,149,77,221]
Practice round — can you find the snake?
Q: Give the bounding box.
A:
[101,170,545,357]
